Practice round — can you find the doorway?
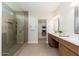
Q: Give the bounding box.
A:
[38,19,47,44]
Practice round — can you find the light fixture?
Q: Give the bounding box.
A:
[53,14,60,20]
[70,2,79,7]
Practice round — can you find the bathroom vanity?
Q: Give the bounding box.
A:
[48,33,79,56]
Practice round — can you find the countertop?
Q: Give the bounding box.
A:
[49,32,79,46]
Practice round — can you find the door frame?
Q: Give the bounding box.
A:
[38,19,47,43]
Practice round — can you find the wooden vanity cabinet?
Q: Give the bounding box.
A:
[48,33,58,48]
[59,43,77,56]
[48,33,79,56]
[59,39,79,56]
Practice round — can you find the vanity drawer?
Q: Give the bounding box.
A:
[59,43,77,56]
[48,33,59,42]
[51,35,59,42]
[59,39,79,55]
[48,33,58,48]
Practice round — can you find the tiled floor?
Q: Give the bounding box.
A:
[2,44,23,56]
[14,39,59,56]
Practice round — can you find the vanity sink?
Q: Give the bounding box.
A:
[69,34,79,40]
[60,34,79,46]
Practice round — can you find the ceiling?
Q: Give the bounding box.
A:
[4,2,62,13]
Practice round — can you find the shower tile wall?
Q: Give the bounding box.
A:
[2,3,17,55]
[2,3,28,56]
[15,12,28,44]
[16,12,25,44]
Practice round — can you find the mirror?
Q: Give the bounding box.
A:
[53,16,59,33]
[74,6,79,34]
